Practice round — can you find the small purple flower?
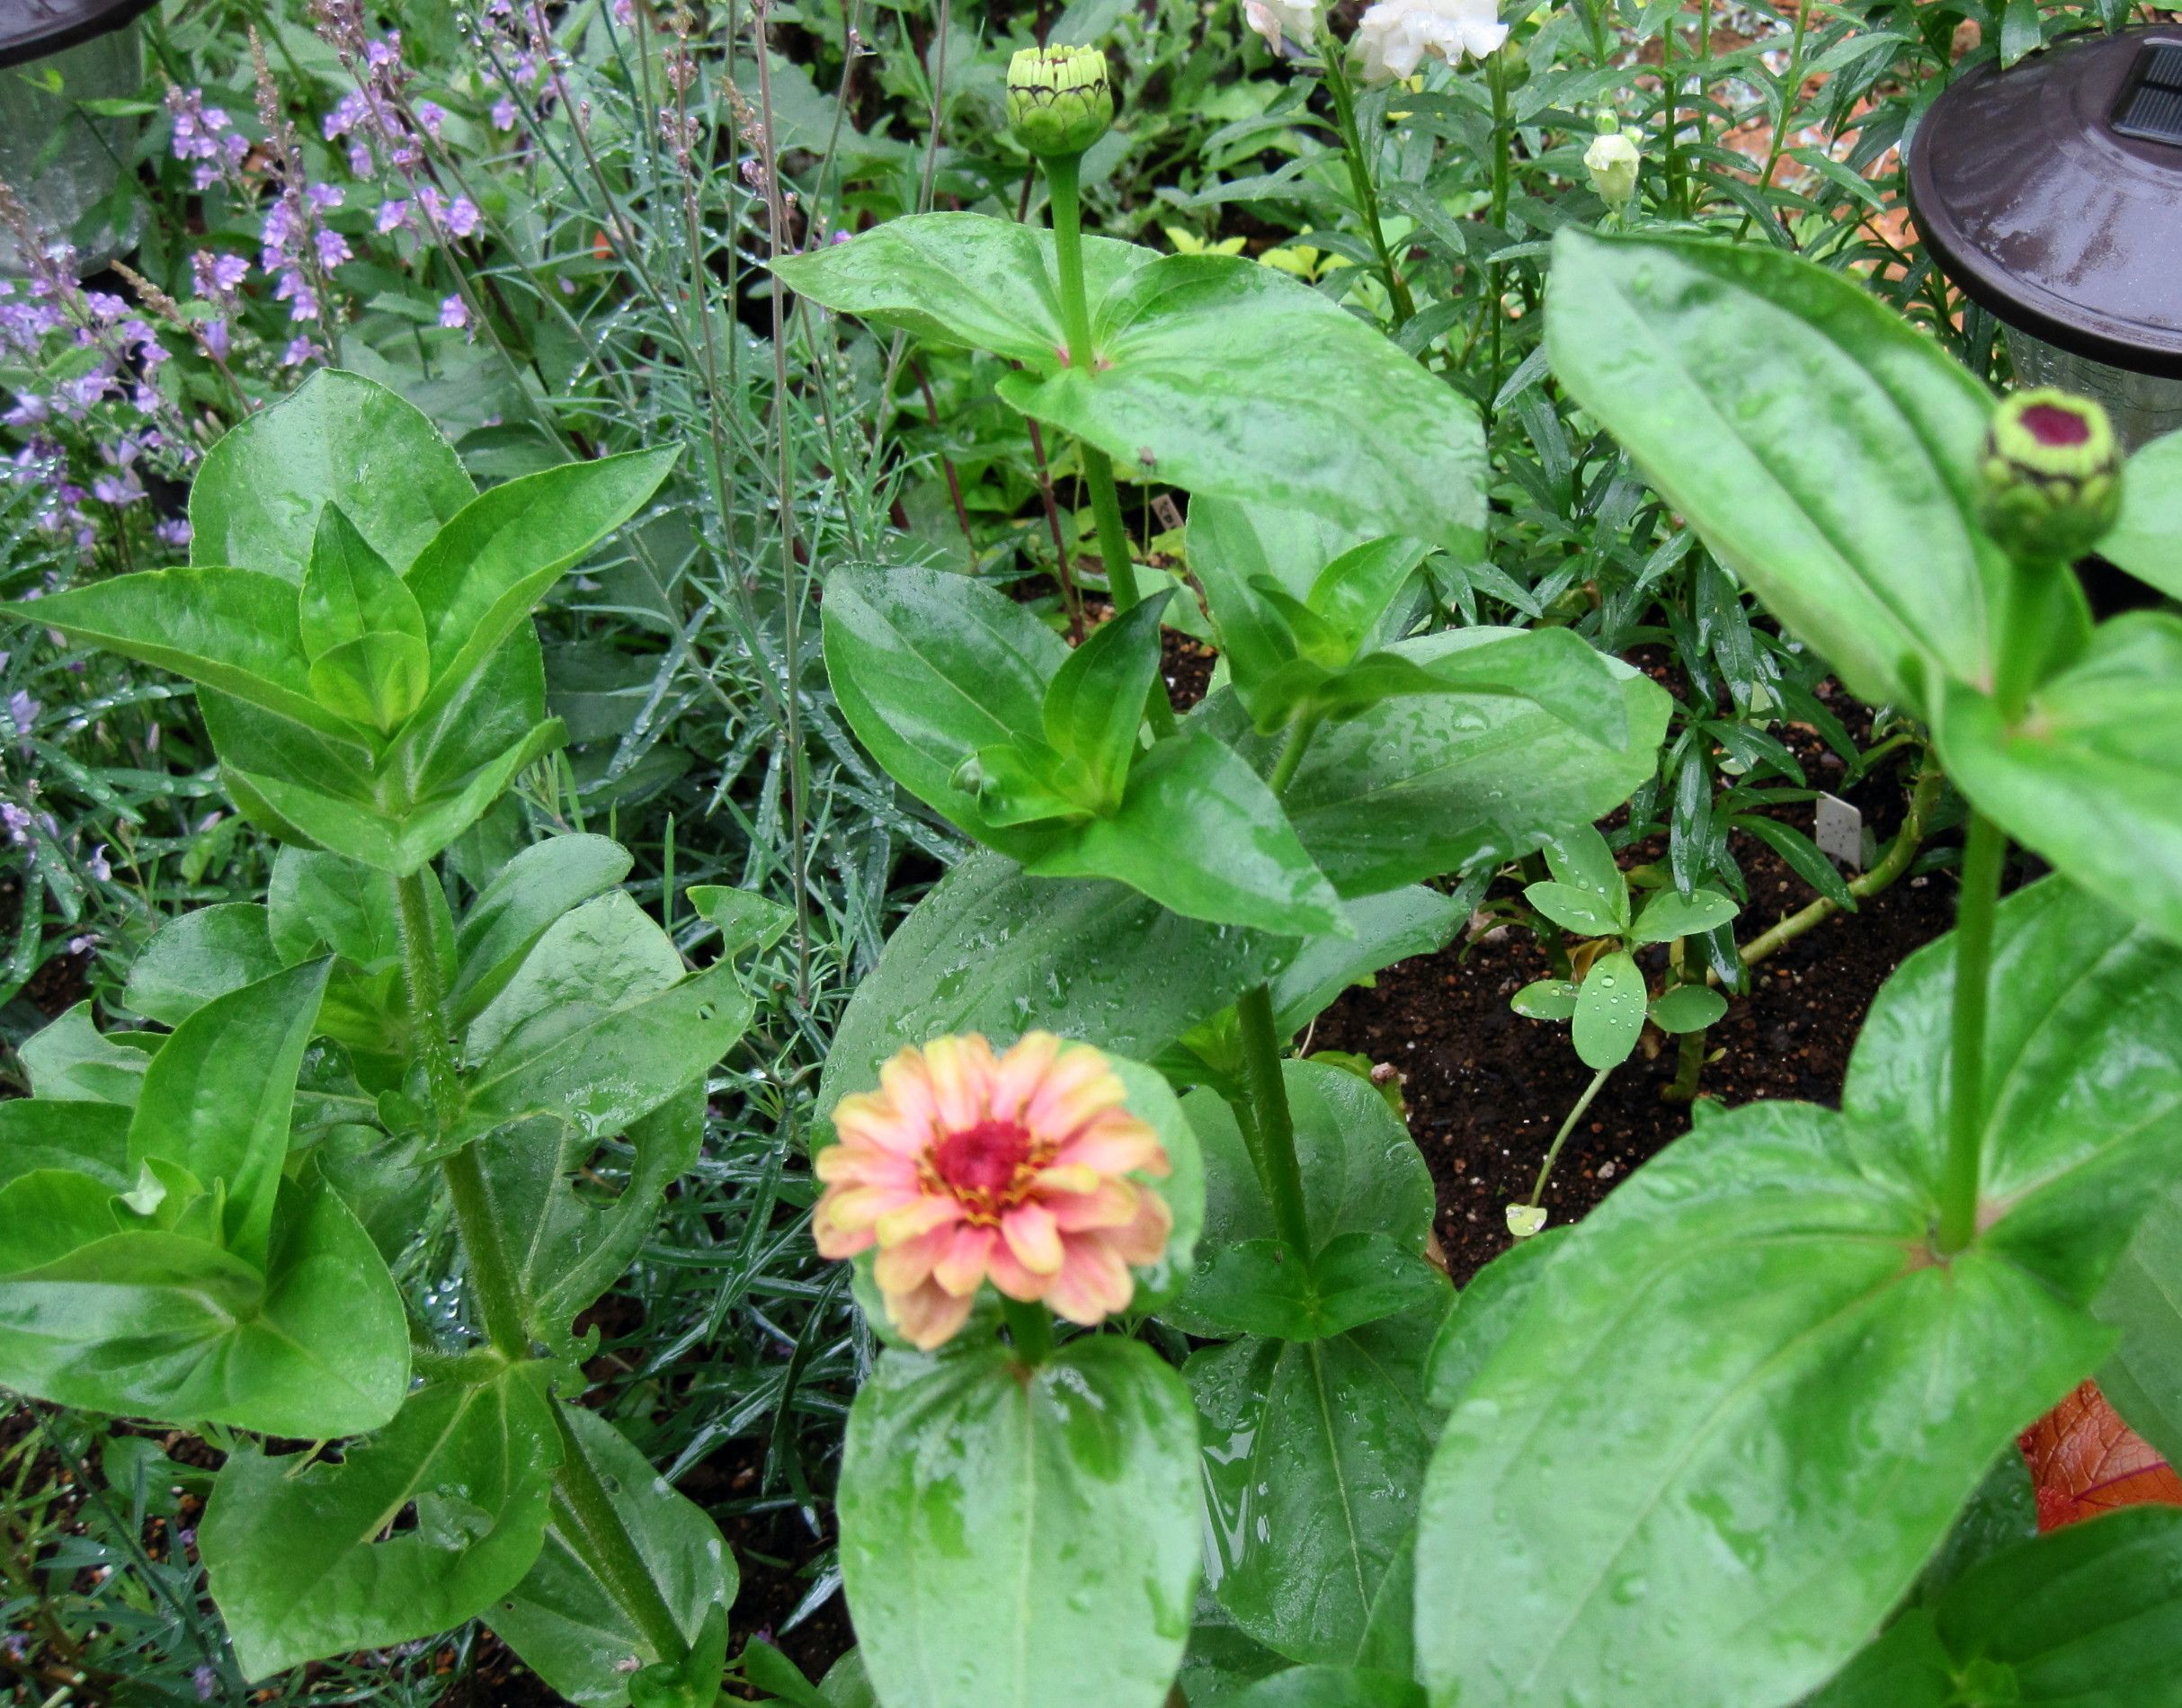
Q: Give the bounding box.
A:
[83,290,129,321]
[325,92,372,140]
[1,803,30,843]
[273,269,319,323]
[315,228,352,269]
[192,250,249,301]
[200,316,230,359]
[307,182,346,209]
[415,100,447,139]
[154,519,191,550]
[92,470,146,506]
[492,96,519,131]
[281,335,316,367]
[349,143,374,176]
[3,393,46,426]
[85,842,112,881]
[438,294,468,330]
[445,195,481,237]
[68,935,95,955]
[376,198,411,234]
[192,1664,217,1702]
[6,689,39,735]
[365,33,402,71]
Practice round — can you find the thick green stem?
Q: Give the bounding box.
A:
[1042,150,1098,368]
[1321,42,1415,327]
[1082,445,1145,614]
[1236,983,1314,1258]
[1043,150,1152,627]
[1269,712,1322,796]
[1938,813,2007,1254]
[550,1404,692,1666]
[1525,1063,1614,1208]
[396,870,462,1130]
[1000,1295,1055,1366]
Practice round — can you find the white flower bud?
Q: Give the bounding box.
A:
[1244,0,1323,54]
[1584,129,1640,210]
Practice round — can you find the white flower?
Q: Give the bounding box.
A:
[1353,0,1508,83]
[1244,0,1322,53]
[1584,129,1641,209]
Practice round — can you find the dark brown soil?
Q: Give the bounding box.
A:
[1314,774,1962,1284]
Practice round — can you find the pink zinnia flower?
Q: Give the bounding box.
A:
[815,1033,1172,1350]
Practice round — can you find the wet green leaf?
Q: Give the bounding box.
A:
[817,850,1292,1117]
[840,1337,1199,1708]
[1523,881,1622,939]
[122,903,283,1027]
[1933,613,2182,948]
[450,833,636,1022]
[1809,1508,2182,1706]
[2097,1179,2182,1467]
[299,503,427,660]
[188,368,475,579]
[17,1002,147,1105]
[1647,983,1726,1034]
[1042,592,1169,804]
[204,1363,560,1679]
[1510,978,1579,1020]
[1628,886,1738,946]
[1546,228,2004,712]
[1190,1295,1447,1669]
[1225,1667,1426,1707]
[491,1408,735,1707]
[2104,428,2182,601]
[1572,949,1643,1071]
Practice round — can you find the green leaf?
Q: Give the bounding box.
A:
[2097,1178,2182,1467]
[1023,732,1345,936]
[1230,631,1670,896]
[1572,948,1643,1070]
[2103,429,2182,600]
[1733,813,1857,911]
[1188,497,1374,700]
[1171,1060,1435,1340]
[1187,1231,1449,1342]
[1998,0,2044,66]
[1523,880,1623,939]
[1415,876,2182,1708]
[269,846,408,966]
[771,212,1155,368]
[838,1337,1199,1708]
[1424,1226,1570,1409]
[309,629,431,732]
[1809,1508,2182,1707]
[13,568,373,743]
[821,565,1068,844]
[471,1091,706,1337]
[1628,886,1739,945]
[1934,613,2182,948]
[1308,539,1430,653]
[1042,591,1170,804]
[1510,978,1579,1020]
[450,833,636,1023]
[299,503,428,660]
[203,1364,561,1679]
[17,1002,147,1105]
[463,890,683,1063]
[189,369,476,580]
[1648,983,1727,1034]
[685,883,796,962]
[1222,1668,1425,1708]
[1001,254,1485,556]
[1542,823,1622,906]
[403,447,681,687]
[0,1168,407,1436]
[491,1408,735,1707]
[0,1099,130,1191]
[128,960,330,1267]
[454,957,750,1151]
[1190,1296,1448,1669]
[816,850,1293,1117]
[122,903,283,1027]
[1545,228,2006,711]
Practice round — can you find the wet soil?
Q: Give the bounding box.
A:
[1314,741,1961,1284]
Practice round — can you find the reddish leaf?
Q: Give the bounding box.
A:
[2017,1380,2182,1532]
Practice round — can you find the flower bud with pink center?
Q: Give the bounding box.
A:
[815,1032,1172,1350]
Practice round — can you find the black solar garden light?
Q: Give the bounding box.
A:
[1910,25,2182,449]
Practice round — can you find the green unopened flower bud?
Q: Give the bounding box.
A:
[1006,45,1115,158]
[1584,129,1640,210]
[1977,387,2123,565]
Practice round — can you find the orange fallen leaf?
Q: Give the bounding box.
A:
[2017,1380,2182,1532]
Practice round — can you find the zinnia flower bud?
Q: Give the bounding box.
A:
[1584,129,1640,211]
[1006,46,1116,159]
[1977,388,2122,565]
[815,1033,1173,1350]
[1353,0,1508,84]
